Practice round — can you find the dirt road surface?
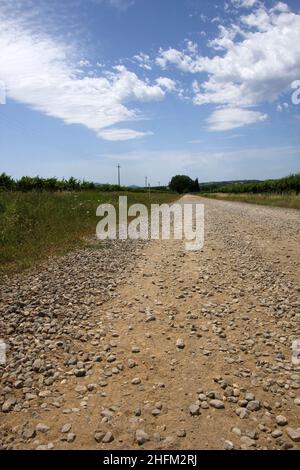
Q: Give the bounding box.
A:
[1,195,299,450]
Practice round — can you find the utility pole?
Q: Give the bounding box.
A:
[117,164,121,187]
[145,176,148,189]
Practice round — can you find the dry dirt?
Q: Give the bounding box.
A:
[1,195,299,450]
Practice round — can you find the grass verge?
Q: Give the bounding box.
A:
[200,193,300,210]
[0,191,178,277]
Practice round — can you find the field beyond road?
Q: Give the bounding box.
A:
[0,195,299,450]
[201,193,300,210]
[0,190,178,277]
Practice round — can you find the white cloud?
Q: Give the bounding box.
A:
[78,59,92,67]
[0,17,165,140]
[277,101,289,112]
[156,48,197,72]
[271,2,290,13]
[97,128,153,141]
[207,107,268,131]
[155,77,177,92]
[133,53,152,70]
[90,0,135,11]
[231,0,259,8]
[156,3,300,130]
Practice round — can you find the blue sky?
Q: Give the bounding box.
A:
[0,0,299,185]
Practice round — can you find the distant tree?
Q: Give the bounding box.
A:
[193,178,200,192]
[17,176,36,191]
[0,173,15,190]
[67,177,80,191]
[81,180,96,190]
[169,175,199,193]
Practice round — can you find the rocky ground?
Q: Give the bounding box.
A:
[0,195,299,450]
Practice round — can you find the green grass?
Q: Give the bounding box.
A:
[201,192,300,210]
[0,191,178,277]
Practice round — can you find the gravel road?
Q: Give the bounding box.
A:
[0,196,299,450]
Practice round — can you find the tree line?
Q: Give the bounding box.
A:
[0,174,170,193]
[1,172,299,194]
[208,174,300,195]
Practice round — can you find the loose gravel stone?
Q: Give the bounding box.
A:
[36,423,50,433]
[286,428,300,442]
[61,424,72,433]
[135,430,149,445]
[102,432,114,443]
[67,433,76,443]
[224,440,234,450]
[22,426,36,440]
[176,338,185,349]
[246,400,260,412]
[74,369,86,378]
[189,404,200,416]
[94,432,105,443]
[209,399,225,409]
[131,377,141,385]
[276,415,288,426]
[2,398,16,413]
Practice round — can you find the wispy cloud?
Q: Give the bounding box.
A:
[207,107,268,131]
[90,0,135,11]
[97,128,153,141]
[0,14,165,140]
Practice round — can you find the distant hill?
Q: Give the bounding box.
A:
[199,180,261,192]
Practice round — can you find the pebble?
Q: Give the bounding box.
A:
[131,377,141,385]
[286,428,300,442]
[36,443,54,450]
[276,415,288,426]
[67,433,76,443]
[271,430,283,438]
[240,436,256,449]
[235,408,249,419]
[209,399,225,409]
[246,400,260,412]
[2,397,16,413]
[94,432,105,443]
[22,426,36,440]
[36,423,50,433]
[74,369,86,378]
[61,424,72,433]
[135,429,149,445]
[189,404,200,416]
[102,432,114,443]
[224,440,234,450]
[176,338,185,349]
